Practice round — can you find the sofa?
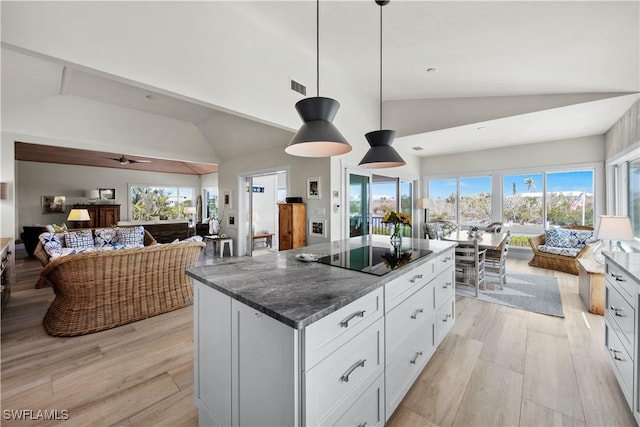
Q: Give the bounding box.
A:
[34,227,205,336]
[424,220,459,239]
[528,225,596,275]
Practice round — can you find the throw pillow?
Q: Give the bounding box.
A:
[116,226,145,246]
[545,228,572,248]
[94,228,119,247]
[51,223,67,232]
[38,232,64,257]
[64,230,94,249]
[567,230,596,249]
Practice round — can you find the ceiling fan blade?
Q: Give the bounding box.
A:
[129,159,152,163]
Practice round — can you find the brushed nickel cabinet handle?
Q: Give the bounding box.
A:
[442,282,452,289]
[410,308,424,319]
[442,313,452,322]
[609,347,624,361]
[340,359,366,382]
[410,351,423,364]
[610,306,625,316]
[409,274,424,283]
[357,423,367,427]
[340,310,366,328]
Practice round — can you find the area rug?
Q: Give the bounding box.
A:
[456,273,564,317]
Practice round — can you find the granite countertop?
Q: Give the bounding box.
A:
[604,250,640,283]
[187,237,456,329]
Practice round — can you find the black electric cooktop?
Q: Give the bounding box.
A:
[316,244,432,276]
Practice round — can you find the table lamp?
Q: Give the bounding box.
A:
[416,198,435,223]
[594,215,634,263]
[185,207,197,226]
[67,209,91,227]
[84,190,100,204]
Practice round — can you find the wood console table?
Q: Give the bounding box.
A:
[578,257,605,315]
[252,233,274,249]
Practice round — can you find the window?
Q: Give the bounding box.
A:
[204,188,218,219]
[546,170,594,227]
[428,178,457,221]
[428,176,491,225]
[370,176,414,237]
[130,185,195,221]
[503,173,543,231]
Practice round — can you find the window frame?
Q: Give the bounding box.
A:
[128,183,197,222]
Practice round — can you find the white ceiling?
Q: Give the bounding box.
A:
[2,1,638,160]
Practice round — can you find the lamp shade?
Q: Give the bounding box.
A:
[417,198,436,210]
[185,207,197,214]
[84,190,100,199]
[596,215,634,241]
[67,209,90,222]
[358,130,405,168]
[286,97,352,157]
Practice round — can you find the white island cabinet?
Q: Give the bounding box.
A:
[190,239,457,426]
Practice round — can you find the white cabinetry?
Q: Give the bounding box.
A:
[384,248,455,419]
[604,254,640,425]
[193,247,457,426]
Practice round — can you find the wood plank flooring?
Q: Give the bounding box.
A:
[1,246,636,426]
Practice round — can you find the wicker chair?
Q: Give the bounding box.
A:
[39,240,205,336]
[528,225,594,275]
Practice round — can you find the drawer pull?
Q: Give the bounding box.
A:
[340,310,366,328]
[357,423,367,427]
[410,351,423,364]
[409,274,424,283]
[610,273,623,281]
[340,359,366,382]
[442,313,452,322]
[410,308,424,319]
[609,305,625,316]
[609,347,625,361]
[615,276,626,282]
[442,256,452,262]
[442,281,452,289]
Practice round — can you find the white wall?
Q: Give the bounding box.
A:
[252,175,277,235]
[16,160,200,238]
[421,135,605,176]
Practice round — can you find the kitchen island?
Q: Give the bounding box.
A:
[187,236,457,427]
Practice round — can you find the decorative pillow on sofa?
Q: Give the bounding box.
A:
[116,226,145,246]
[64,230,94,249]
[425,223,442,239]
[39,232,64,257]
[545,228,572,248]
[94,228,119,247]
[567,229,596,248]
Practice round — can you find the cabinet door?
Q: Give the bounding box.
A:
[100,206,120,227]
[83,206,99,229]
[278,204,292,250]
[292,204,306,248]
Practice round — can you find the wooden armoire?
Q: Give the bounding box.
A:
[278,203,306,250]
[72,204,120,228]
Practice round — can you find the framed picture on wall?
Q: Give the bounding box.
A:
[226,211,237,229]
[223,190,232,209]
[99,188,116,200]
[42,195,66,214]
[307,177,320,200]
[309,219,326,237]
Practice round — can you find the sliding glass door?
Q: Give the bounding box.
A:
[348,171,370,238]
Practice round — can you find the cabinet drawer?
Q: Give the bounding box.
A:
[434,266,455,310]
[306,317,384,426]
[385,259,435,312]
[606,262,638,303]
[385,322,433,419]
[436,249,454,274]
[329,373,384,427]
[436,298,455,345]
[605,283,635,356]
[605,321,633,408]
[305,287,383,369]
[386,282,434,367]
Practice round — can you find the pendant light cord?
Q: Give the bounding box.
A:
[379,3,383,129]
[317,0,320,97]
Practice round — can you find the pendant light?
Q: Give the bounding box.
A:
[359,0,405,169]
[286,0,352,157]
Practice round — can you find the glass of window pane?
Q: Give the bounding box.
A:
[630,159,640,240]
[428,179,457,222]
[545,170,594,228]
[371,175,397,236]
[502,173,543,232]
[459,176,491,227]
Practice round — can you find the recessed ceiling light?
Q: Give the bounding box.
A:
[477,126,487,131]
[426,67,438,74]
[145,94,156,101]
[411,146,424,151]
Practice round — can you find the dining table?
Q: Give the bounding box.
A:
[442,230,507,251]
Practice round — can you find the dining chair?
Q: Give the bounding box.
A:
[454,239,486,297]
[485,230,511,290]
[484,221,503,233]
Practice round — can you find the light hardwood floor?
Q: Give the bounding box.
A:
[1,247,636,427]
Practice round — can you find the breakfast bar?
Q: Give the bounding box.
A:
[187,236,457,426]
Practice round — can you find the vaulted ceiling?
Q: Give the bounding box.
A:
[2,1,638,165]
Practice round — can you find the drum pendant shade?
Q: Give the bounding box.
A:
[359,129,405,168]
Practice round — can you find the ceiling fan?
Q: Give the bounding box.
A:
[109,155,152,165]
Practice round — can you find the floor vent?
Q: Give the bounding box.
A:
[290,79,306,96]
